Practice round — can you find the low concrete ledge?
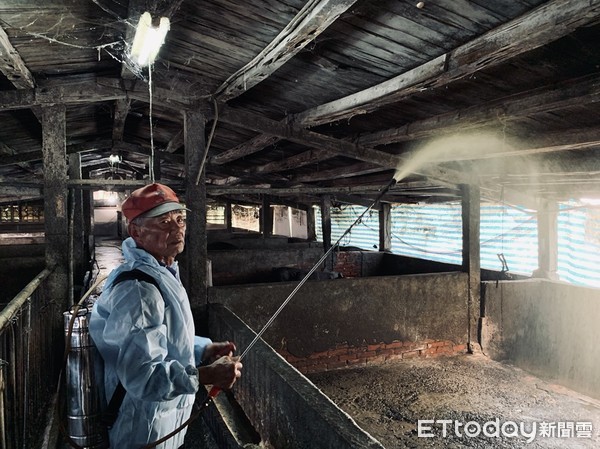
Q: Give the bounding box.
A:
[204,303,385,449]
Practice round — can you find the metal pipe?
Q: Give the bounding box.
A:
[0,268,53,331]
[69,188,75,305]
[8,326,18,449]
[22,299,31,449]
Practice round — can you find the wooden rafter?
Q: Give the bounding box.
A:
[0,24,35,89]
[236,72,600,179]
[216,0,600,164]
[218,106,471,187]
[213,0,359,102]
[357,73,600,148]
[112,99,131,142]
[292,0,600,127]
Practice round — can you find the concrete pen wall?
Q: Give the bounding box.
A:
[208,271,469,373]
[482,279,600,400]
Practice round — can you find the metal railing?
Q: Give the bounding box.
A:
[0,267,62,449]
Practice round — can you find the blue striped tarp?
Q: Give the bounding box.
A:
[316,202,600,288]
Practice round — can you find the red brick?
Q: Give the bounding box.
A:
[308,351,328,360]
[338,353,356,362]
[376,348,394,356]
[367,343,382,352]
[384,341,405,349]
[328,347,350,357]
[402,350,420,359]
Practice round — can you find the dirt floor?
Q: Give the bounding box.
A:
[308,354,600,449]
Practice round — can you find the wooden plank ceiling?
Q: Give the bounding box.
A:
[0,0,599,209]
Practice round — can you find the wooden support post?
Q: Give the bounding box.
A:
[461,184,481,353]
[225,200,232,232]
[184,110,207,307]
[42,104,70,307]
[81,168,95,264]
[320,195,332,270]
[379,203,392,252]
[306,205,316,241]
[260,196,273,238]
[152,153,161,181]
[68,153,86,300]
[532,199,559,280]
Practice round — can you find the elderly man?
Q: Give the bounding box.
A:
[90,183,242,449]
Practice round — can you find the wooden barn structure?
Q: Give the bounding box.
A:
[1,1,600,448]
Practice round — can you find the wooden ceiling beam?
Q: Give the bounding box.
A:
[293,0,600,127]
[357,73,600,148]
[210,133,281,165]
[112,99,131,142]
[0,139,113,166]
[207,184,398,197]
[251,148,331,174]
[465,152,600,176]
[243,73,600,179]
[214,0,359,102]
[0,77,210,112]
[0,24,35,89]
[217,0,600,164]
[219,105,471,187]
[292,162,385,183]
[0,82,124,112]
[165,129,184,153]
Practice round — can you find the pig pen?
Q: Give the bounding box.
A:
[205,267,600,449]
[200,302,600,449]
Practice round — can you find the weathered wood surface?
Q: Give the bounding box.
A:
[215,0,359,101]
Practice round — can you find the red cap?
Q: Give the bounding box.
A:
[121,183,187,221]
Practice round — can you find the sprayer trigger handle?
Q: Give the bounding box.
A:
[209,386,221,398]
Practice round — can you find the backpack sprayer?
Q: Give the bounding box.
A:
[63,274,109,449]
[64,175,398,449]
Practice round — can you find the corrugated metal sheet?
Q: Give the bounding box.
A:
[316,202,600,288]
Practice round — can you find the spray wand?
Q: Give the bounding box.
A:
[143,176,398,448]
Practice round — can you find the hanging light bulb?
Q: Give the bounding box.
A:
[108,154,121,165]
[130,12,170,67]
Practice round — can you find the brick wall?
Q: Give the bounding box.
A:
[333,251,363,277]
[279,339,468,374]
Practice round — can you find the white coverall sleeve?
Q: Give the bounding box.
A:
[194,336,212,366]
[102,281,199,402]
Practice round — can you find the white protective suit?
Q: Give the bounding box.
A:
[90,237,211,449]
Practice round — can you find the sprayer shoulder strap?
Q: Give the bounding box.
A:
[113,268,162,291]
[103,269,163,428]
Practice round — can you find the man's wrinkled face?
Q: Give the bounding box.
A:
[129,210,186,264]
